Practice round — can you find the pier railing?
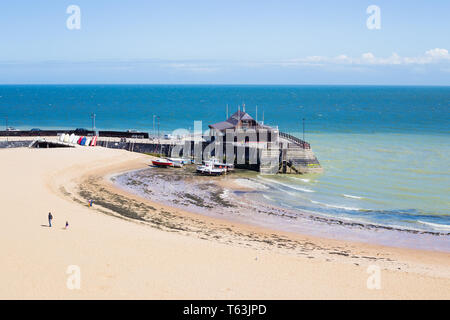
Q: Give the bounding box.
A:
[279,131,310,149]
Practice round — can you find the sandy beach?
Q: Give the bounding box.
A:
[1,146,449,299]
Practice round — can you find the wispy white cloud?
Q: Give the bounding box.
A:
[277,48,450,67]
[1,48,449,83]
[164,63,220,73]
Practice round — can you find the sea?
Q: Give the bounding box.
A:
[1,85,449,245]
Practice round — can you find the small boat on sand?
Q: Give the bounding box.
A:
[204,157,234,172]
[167,158,190,168]
[152,158,174,167]
[196,162,227,176]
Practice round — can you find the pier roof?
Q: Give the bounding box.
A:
[209,110,259,131]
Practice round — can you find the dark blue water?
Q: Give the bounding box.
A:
[0,85,449,134]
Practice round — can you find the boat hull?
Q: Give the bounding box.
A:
[196,165,226,176]
[196,169,224,176]
[152,160,173,167]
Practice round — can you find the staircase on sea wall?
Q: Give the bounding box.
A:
[259,132,323,175]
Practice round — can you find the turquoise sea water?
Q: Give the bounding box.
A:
[1,85,449,236]
[249,133,449,234]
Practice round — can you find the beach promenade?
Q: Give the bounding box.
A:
[0,147,449,299]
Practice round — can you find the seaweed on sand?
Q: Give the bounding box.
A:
[209,189,235,208]
[180,192,213,208]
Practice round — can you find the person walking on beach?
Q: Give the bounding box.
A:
[65,221,69,229]
[48,212,53,227]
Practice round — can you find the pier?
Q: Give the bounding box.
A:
[0,113,322,175]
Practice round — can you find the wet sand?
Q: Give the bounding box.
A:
[112,166,450,252]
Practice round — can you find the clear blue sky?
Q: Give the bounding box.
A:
[0,0,449,84]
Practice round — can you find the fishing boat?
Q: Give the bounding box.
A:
[151,158,174,167]
[196,162,227,176]
[204,157,234,172]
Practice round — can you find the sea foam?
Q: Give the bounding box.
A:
[258,177,315,193]
[343,194,364,199]
[310,200,361,211]
[234,178,269,190]
[417,220,450,231]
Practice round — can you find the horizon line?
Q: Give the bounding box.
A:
[1,83,449,87]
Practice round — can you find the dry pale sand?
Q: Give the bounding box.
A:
[0,146,449,299]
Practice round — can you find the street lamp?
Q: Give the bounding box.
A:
[90,113,96,132]
[157,116,160,142]
[302,118,305,142]
[5,116,8,142]
[156,116,162,155]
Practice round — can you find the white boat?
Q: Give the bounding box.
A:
[196,162,227,176]
[168,158,191,167]
[204,157,234,172]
